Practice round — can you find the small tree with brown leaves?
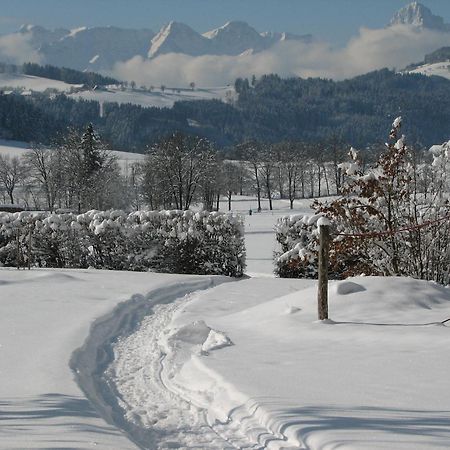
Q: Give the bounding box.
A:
[314,117,449,283]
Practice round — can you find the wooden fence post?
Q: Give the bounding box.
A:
[318,224,330,320]
[16,229,21,270]
[28,227,32,270]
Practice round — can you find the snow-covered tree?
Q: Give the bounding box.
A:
[276,118,450,284]
[60,124,121,212]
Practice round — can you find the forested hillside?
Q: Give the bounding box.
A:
[0,62,119,87]
[0,69,449,151]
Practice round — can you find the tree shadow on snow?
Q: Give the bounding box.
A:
[269,404,450,447]
[0,393,119,438]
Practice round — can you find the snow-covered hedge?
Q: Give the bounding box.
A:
[0,210,246,277]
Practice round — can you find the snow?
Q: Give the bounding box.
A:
[333,280,366,295]
[408,62,450,80]
[156,275,450,449]
[217,195,317,276]
[148,22,176,58]
[89,54,100,64]
[0,72,232,108]
[68,26,88,38]
[0,139,31,159]
[390,2,450,31]
[2,192,450,449]
[69,85,232,109]
[316,216,331,227]
[201,329,233,353]
[392,116,402,128]
[0,268,225,449]
[0,73,81,93]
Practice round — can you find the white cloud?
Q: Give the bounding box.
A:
[113,25,450,87]
[0,33,42,64]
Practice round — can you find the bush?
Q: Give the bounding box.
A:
[0,209,246,277]
[275,214,320,278]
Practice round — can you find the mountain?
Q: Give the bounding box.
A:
[19,24,70,48]
[149,22,211,58]
[389,2,450,31]
[149,20,311,59]
[12,21,311,71]
[42,27,155,71]
[204,21,271,54]
[19,25,155,71]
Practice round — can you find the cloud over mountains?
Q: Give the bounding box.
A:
[114,25,450,86]
[1,2,449,86]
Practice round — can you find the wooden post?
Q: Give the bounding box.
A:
[318,224,330,320]
[28,227,32,270]
[16,229,21,270]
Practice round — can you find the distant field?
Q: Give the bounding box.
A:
[0,73,233,109]
[0,73,80,92]
[69,86,233,108]
[408,62,450,80]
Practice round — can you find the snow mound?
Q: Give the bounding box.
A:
[334,280,367,295]
[168,320,211,346]
[201,329,233,353]
[168,321,233,354]
[285,304,301,315]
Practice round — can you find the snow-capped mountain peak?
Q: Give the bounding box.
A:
[203,21,259,39]
[39,26,155,71]
[390,2,450,31]
[148,21,210,58]
[13,20,313,69]
[203,21,269,54]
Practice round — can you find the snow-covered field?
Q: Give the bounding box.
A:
[159,275,450,449]
[0,72,233,108]
[69,86,233,109]
[1,197,449,449]
[407,62,450,80]
[0,269,229,449]
[0,73,81,93]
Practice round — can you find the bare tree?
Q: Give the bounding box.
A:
[0,154,27,204]
[326,135,347,195]
[144,133,217,211]
[25,145,63,211]
[222,161,241,211]
[239,141,263,212]
[259,145,275,210]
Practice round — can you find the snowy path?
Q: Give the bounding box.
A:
[104,296,235,449]
[238,200,313,276]
[71,277,235,449]
[0,269,227,449]
[105,277,315,449]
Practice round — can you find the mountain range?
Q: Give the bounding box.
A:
[18,21,311,72]
[5,2,450,73]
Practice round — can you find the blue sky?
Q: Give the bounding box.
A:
[0,0,449,44]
